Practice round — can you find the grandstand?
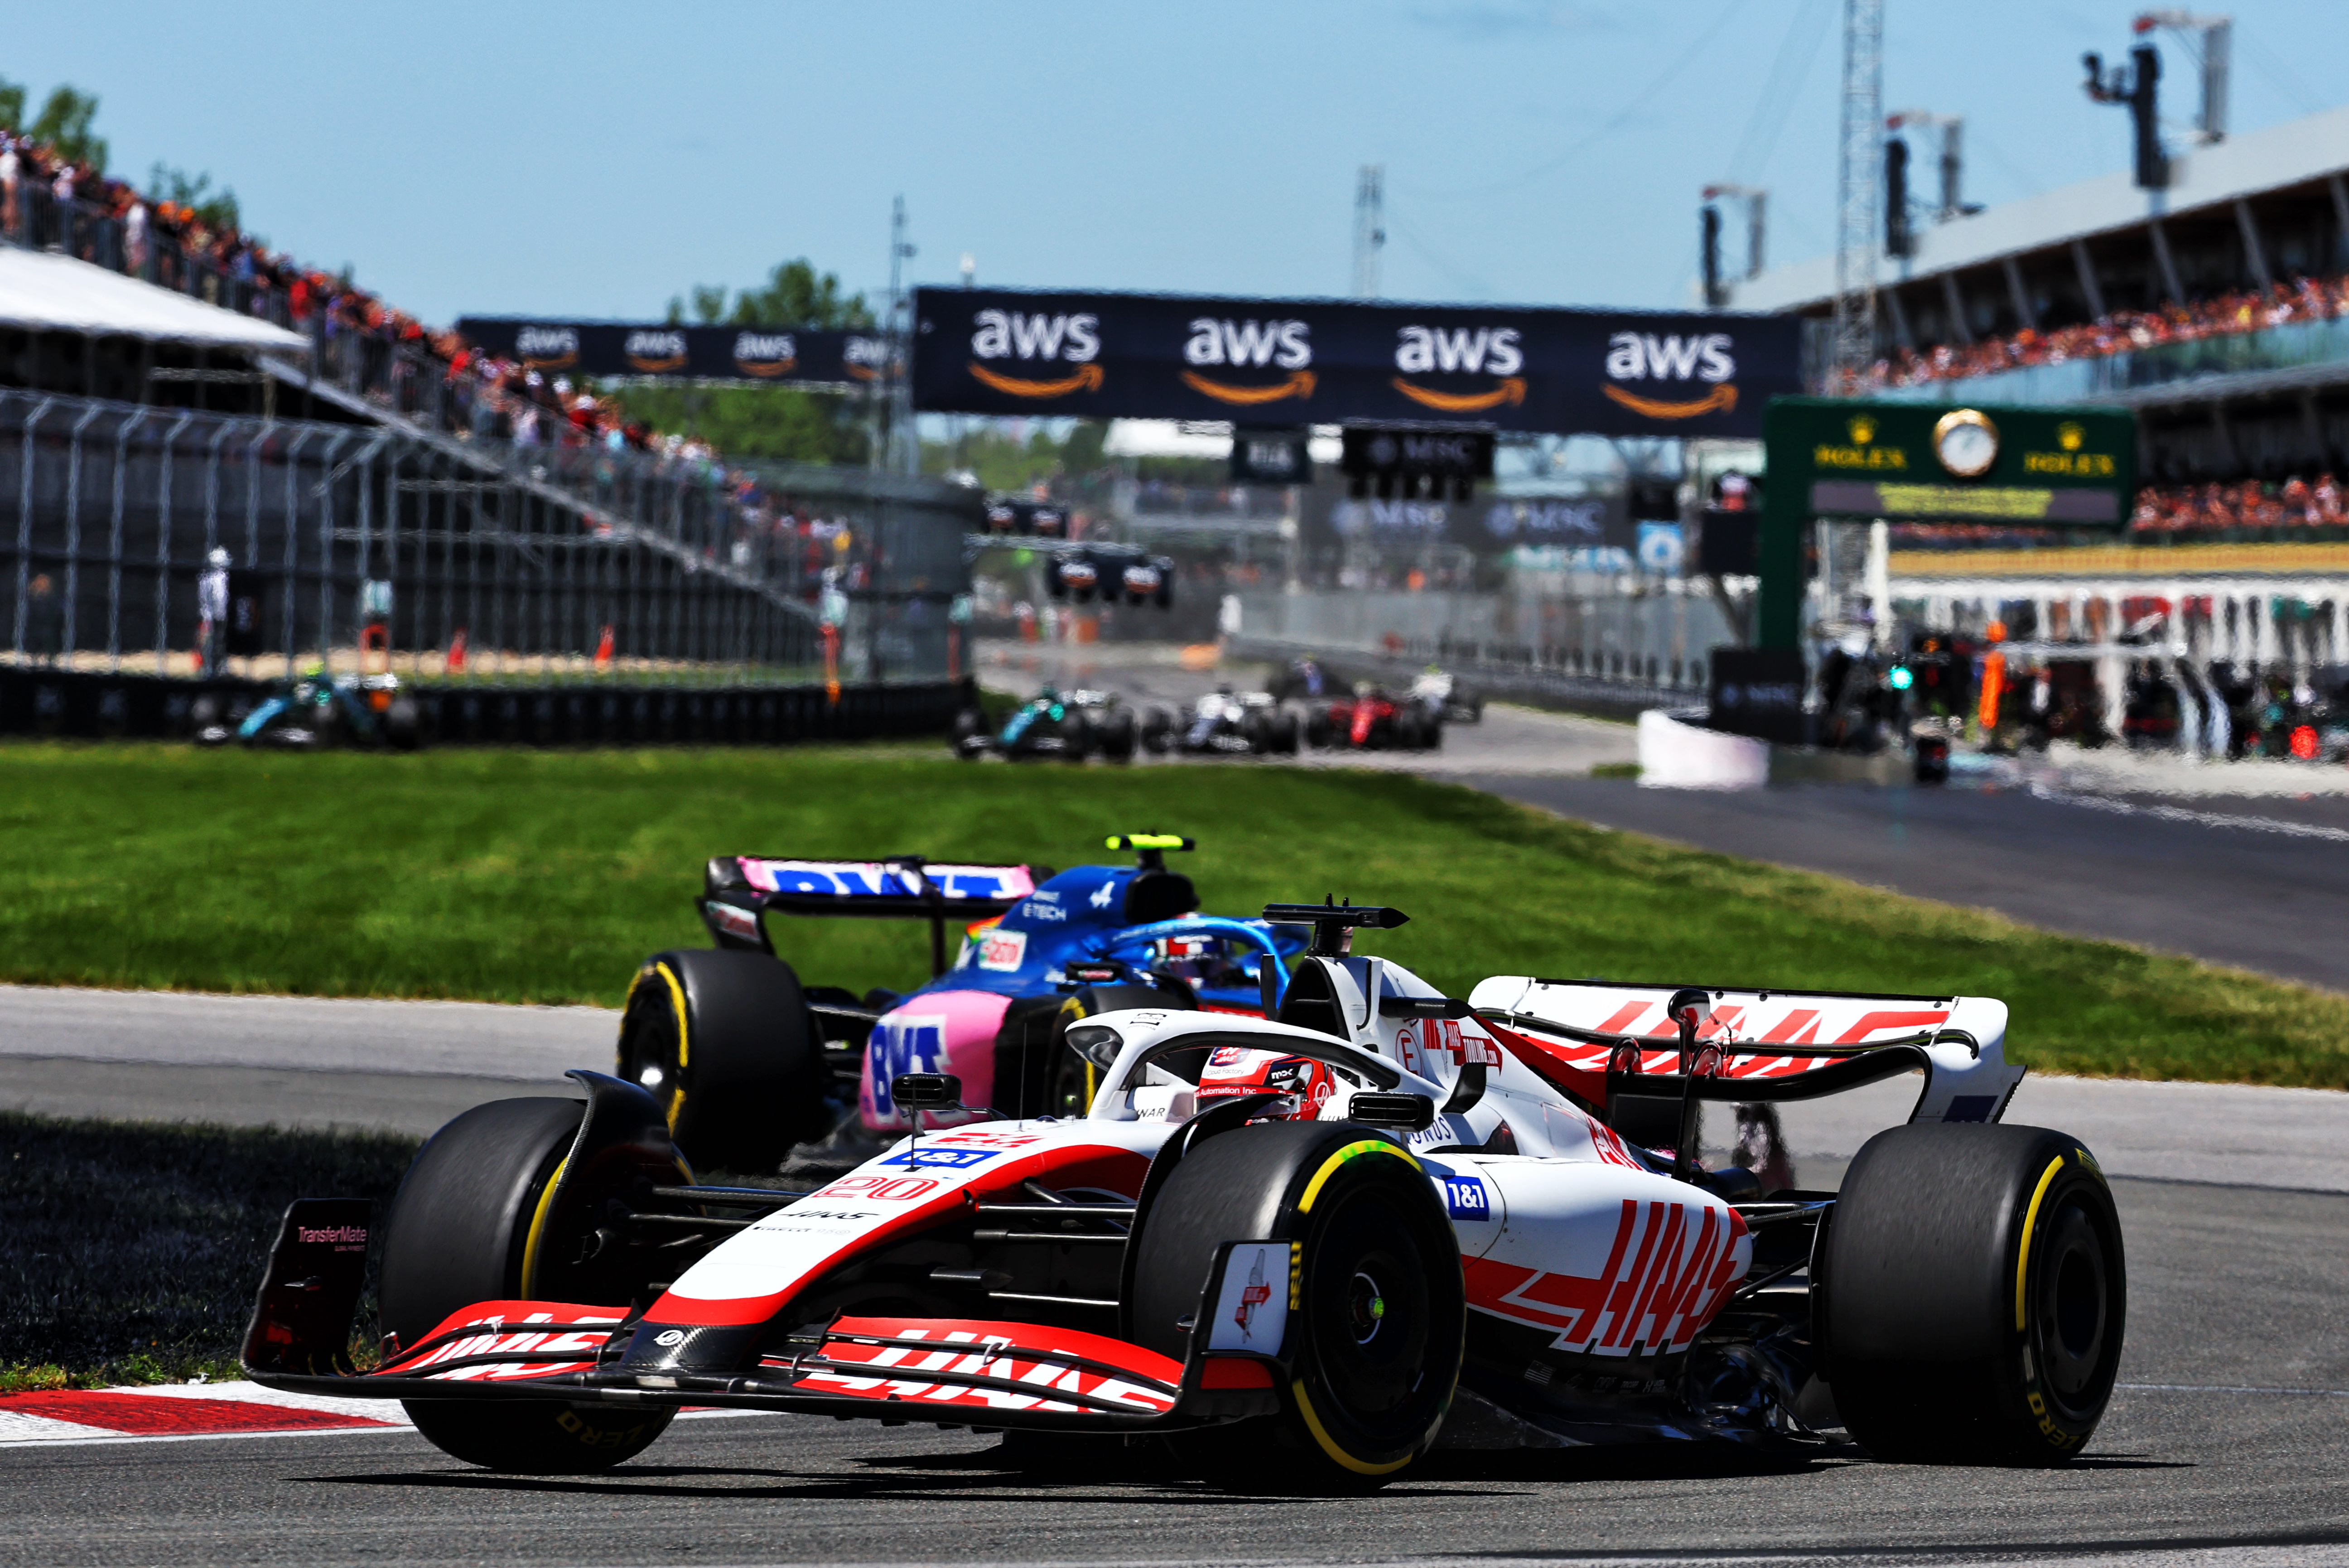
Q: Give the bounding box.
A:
[1730,101,2349,492]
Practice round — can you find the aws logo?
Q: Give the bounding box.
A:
[1601,332,1739,420]
[970,310,1102,398]
[515,325,579,369]
[732,332,797,377]
[1393,325,1526,413]
[844,335,892,382]
[1182,318,1315,405]
[625,329,688,374]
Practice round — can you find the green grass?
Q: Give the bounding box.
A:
[0,1112,420,1381]
[3,741,2347,1086]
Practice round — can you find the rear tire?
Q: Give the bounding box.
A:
[1823,1123,2125,1466]
[1101,710,1139,763]
[1142,708,1175,755]
[379,1096,677,1473]
[1131,1121,1462,1491]
[1273,710,1301,755]
[616,950,829,1172]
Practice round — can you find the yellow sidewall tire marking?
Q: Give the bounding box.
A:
[518,1157,569,1299]
[2015,1155,2068,1332]
[653,963,690,1071]
[1298,1140,1418,1214]
[1292,1381,1413,1476]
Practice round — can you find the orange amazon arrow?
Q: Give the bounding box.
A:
[968,362,1105,399]
[1393,376,1526,413]
[1601,383,1739,420]
[1179,368,1317,405]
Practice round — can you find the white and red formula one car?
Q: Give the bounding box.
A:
[242,902,2124,1489]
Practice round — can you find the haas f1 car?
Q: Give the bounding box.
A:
[245,901,2124,1488]
[613,834,1307,1172]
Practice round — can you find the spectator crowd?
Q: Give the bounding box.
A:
[1866,275,2349,390]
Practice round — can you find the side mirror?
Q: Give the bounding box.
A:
[891,1072,961,1108]
[1063,1024,1122,1070]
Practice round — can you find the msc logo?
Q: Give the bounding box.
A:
[732,332,797,376]
[516,325,579,368]
[1601,331,1739,420]
[969,310,1103,399]
[1182,317,1315,406]
[1393,324,1526,412]
[625,329,688,373]
[1483,498,1606,543]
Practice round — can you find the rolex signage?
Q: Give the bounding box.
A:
[1766,397,2137,527]
[911,288,1799,438]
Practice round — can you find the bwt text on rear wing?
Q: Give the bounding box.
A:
[699,856,1048,976]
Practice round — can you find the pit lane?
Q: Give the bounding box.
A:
[1,1173,2343,1567]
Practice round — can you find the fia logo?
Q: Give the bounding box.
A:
[972,311,1100,362]
[1184,318,1312,369]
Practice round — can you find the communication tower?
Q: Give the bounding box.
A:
[1828,0,1884,391]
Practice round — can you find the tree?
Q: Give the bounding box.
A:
[634,259,877,465]
[0,79,25,133]
[28,86,106,173]
[147,164,240,231]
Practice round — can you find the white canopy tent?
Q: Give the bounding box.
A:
[0,245,309,352]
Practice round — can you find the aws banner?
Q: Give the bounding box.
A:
[453,319,895,387]
[909,288,1798,438]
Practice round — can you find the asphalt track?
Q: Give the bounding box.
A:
[2,1172,2344,1567]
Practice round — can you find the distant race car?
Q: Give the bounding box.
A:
[1142,686,1301,757]
[952,685,1137,762]
[192,672,420,750]
[1307,683,1442,751]
[246,900,2124,1490]
[608,833,1308,1171]
[1410,667,1484,724]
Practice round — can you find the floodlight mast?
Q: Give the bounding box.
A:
[2136,10,2231,144]
[1700,184,1767,307]
[1828,0,1885,392]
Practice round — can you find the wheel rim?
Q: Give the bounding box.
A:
[2035,1197,2114,1414]
[1307,1192,1432,1421]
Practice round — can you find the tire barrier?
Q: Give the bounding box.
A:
[0,666,975,747]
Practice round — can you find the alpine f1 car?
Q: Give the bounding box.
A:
[192,671,421,749]
[1409,667,1484,724]
[952,686,1138,762]
[1307,684,1443,751]
[615,835,1309,1172]
[245,900,2123,1488]
[1141,686,1302,757]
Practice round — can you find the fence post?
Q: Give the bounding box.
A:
[312,431,355,669]
[106,407,151,670]
[13,398,56,661]
[59,402,106,662]
[279,428,317,674]
[153,410,194,671]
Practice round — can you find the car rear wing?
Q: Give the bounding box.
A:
[700,856,1047,976]
[1466,974,2022,1125]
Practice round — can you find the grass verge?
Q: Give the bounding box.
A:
[1,741,2345,1086]
[0,1112,419,1385]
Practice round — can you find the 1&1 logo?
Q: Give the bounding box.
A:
[867,1016,946,1116]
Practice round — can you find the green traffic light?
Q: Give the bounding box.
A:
[1888,665,1915,690]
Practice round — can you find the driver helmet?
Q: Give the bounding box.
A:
[206,548,231,569]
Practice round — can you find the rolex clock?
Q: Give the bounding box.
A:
[1932,408,1999,478]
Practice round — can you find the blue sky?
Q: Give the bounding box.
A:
[14,1,2349,326]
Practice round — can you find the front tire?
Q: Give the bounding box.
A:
[1131,1122,1462,1491]
[380,1096,678,1473]
[616,950,829,1172]
[1823,1123,2126,1466]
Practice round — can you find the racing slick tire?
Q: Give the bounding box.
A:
[1007,982,1196,1119]
[379,1096,677,1473]
[1821,1123,2125,1466]
[1100,709,1139,764]
[1131,1122,1464,1492]
[1304,712,1334,750]
[1142,708,1175,755]
[1272,709,1301,755]
[950,707,987,759]
[1241,709,1270,755]
[616,950,829,1172]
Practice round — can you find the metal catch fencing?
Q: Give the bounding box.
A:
[1231,576,1747,700]
[0,387,974,688]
